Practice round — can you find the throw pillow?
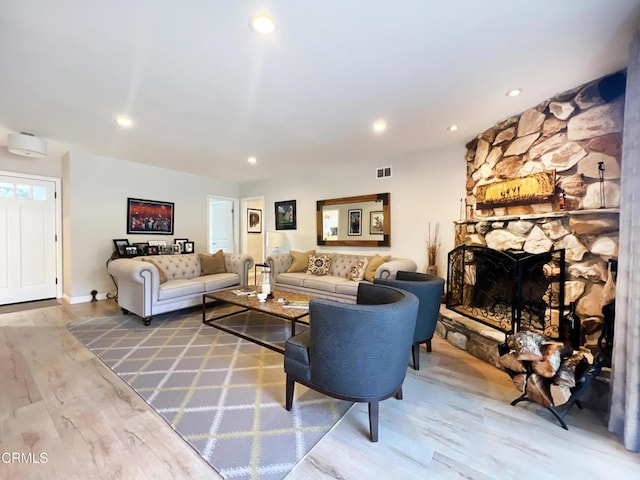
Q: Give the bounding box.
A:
[142,259,167,284]
[287,250,315,273]
[363,254,391,282]
[199,250,226,275]
[307,255,332,276]
[349,257,369,281]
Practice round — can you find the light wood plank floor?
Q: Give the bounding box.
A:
[1,300,638,479]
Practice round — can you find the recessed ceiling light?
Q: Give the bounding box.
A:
[248,156,257,165]
[115,114,133,127]
[447,124,459,132]
[506,88,522,97]
[372,120,387,134]
[249,14,275,34]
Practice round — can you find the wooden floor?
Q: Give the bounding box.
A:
[1,301,638,479]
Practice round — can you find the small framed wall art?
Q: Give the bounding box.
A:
[275,200,296,230]
[247,208,262,233]
[369,211,384,234]
[348,209,362,236]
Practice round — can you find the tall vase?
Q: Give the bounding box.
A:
[260,267,271,295]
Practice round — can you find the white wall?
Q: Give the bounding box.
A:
[239,144,467,275]
[2,142,466,303]
[0,149,62,178]
[62,152,239,302]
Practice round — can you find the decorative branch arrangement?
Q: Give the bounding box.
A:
[427,221,440,273]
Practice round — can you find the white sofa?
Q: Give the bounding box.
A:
[108,253,253,325]
[265,252,417,303]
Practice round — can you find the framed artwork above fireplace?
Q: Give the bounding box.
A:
[475,171,556,209]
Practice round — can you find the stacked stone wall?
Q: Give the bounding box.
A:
[452,71,624,355]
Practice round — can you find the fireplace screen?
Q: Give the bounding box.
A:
[446,246,565,340]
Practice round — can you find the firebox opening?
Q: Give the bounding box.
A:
[446,245,565,342]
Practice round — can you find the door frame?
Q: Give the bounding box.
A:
[241,196,265,256]
[0,170,62,300]
[207,195,240,253]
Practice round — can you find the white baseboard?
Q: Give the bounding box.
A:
[63,292,110,304]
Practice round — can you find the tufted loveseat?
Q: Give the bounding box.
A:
[265,252,417,303]
[108,253,253,325]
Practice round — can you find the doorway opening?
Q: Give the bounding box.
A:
[0,171,62,305]
[207,196,238,254]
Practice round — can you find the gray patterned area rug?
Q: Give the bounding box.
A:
[68,308,352,480]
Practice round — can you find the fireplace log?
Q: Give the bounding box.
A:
[553,352,589,389]
[508,330,545,361]
[499,352,527,373]
[526,373,554,408]
[532,343,572,378]
[512,373,527,393]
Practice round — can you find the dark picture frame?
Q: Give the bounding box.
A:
[113,238,130,256]
[247,208,262,233]
[147,245,159,255]
[369,211,384,234]
[127,197,174,235]
[174,238,188,252]
[124,246,138,256]
[275,200,297,230]
[183,241,194,253]
[133,242,149,255]
[348,209,362,236]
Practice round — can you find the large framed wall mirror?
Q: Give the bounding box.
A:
[316,193,390,247]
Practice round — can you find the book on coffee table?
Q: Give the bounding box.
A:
[231,288,256,296]
[282,300,309,309]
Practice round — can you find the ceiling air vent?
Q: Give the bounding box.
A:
[376,166,392,179]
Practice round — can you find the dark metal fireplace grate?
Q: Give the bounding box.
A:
[446,245,565,341]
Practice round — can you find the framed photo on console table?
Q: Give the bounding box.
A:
[127,197,174,235]
[133,242,149,255]
[275,200,296,230]
[174,238,188,252]
[113,238,129,256]
[183,241,194,253]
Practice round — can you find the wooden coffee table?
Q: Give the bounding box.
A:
[202,288,313,353]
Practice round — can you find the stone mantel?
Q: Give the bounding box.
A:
[455,208,620,225]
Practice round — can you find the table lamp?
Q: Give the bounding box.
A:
[267,231,287,253]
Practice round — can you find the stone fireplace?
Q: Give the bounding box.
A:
[438,70,623,366]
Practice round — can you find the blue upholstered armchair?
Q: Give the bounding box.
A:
[284,282,418,442]
[375,271,445,370]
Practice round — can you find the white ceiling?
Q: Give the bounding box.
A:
[1,1,639,183]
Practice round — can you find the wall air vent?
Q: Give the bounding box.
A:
[376,166,392,179]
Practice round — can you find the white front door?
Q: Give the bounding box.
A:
[208,198,235,253]
[0,174,58,304]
